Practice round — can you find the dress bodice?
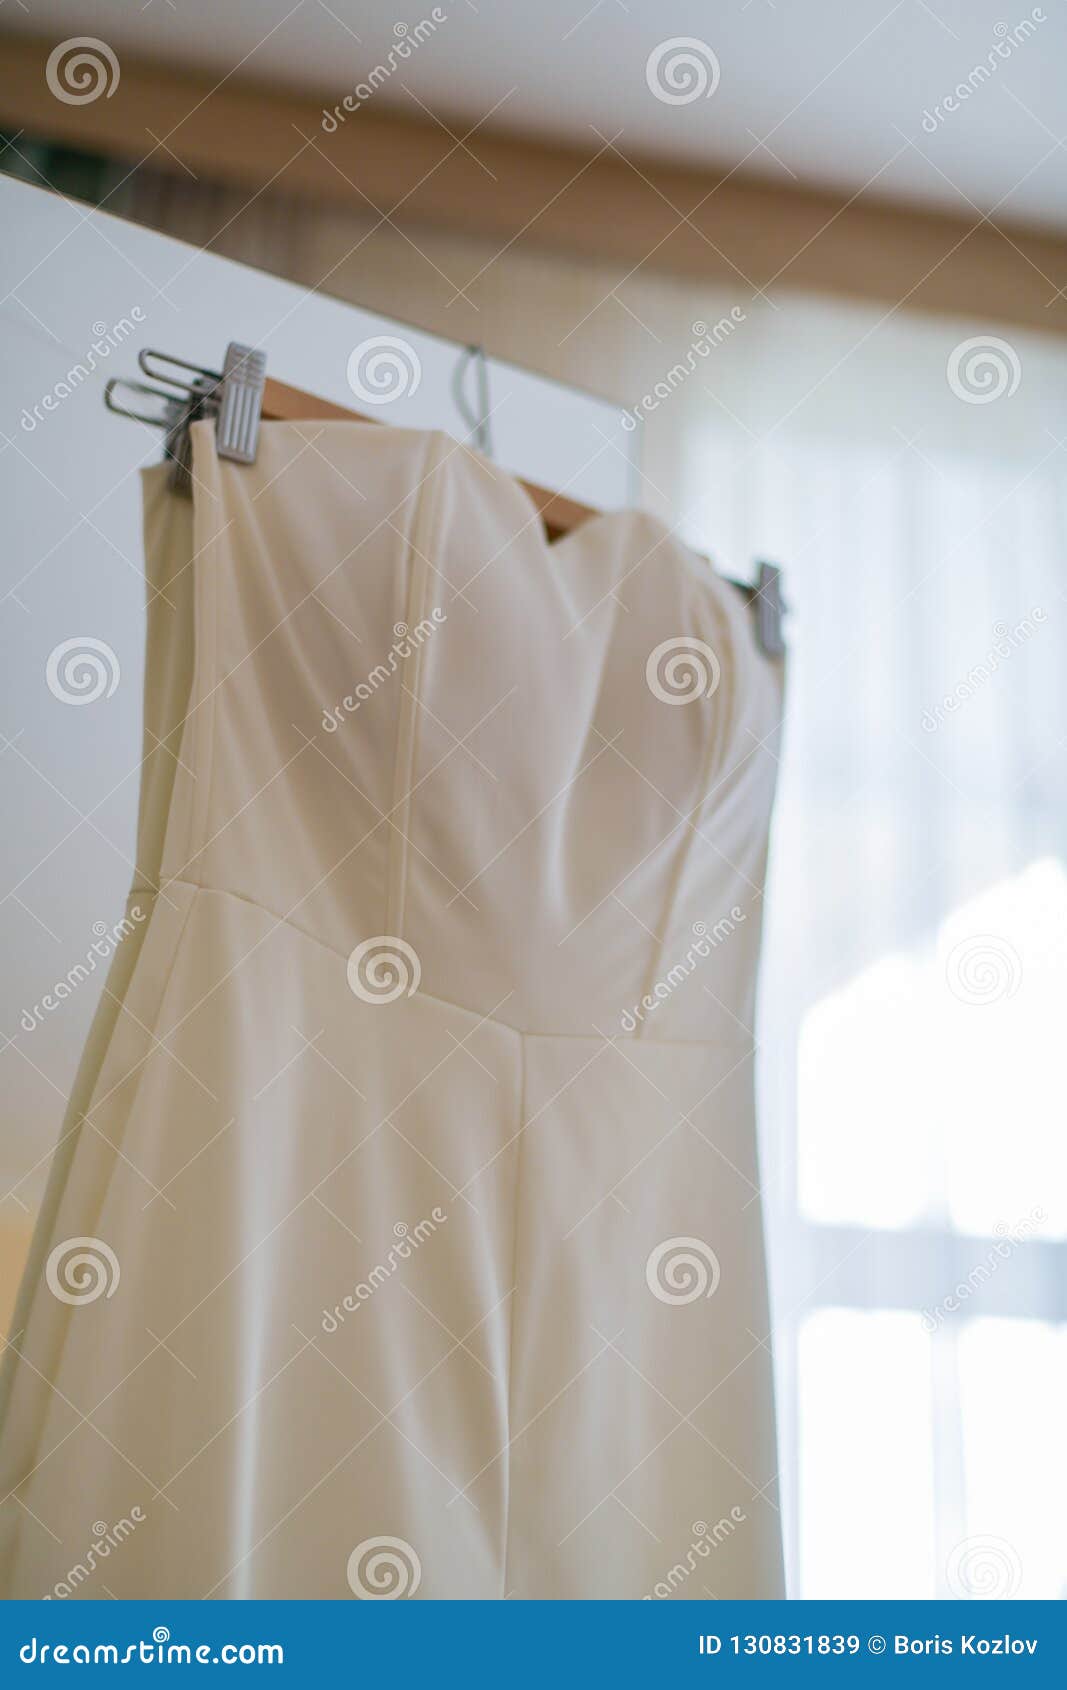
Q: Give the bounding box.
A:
[161,421,783,1044]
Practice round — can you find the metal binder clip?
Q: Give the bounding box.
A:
[104,342,266,494]
[216,344,267,465]
[752,561,787,658]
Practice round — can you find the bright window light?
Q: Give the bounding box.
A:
[957,1318,1067,1599]
[798,859,1066,1237]
[798,1309,935,1598]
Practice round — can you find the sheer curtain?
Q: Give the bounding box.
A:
[663,292,1067,1600]
[81,172,1067,1597]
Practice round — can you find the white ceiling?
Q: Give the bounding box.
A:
[8,0,1067,228]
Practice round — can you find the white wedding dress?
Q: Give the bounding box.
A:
[0,421,784,1599]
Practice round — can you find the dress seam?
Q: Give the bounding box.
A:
[387,432,447,938]
[633,578,737,1038]
[157,879,751,1049]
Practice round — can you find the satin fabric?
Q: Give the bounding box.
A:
[0,421,784,1598]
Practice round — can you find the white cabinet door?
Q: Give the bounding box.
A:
[0,174,633,1198]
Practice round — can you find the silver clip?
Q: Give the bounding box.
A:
[104,343,266,493]
[104,376,185,432]
[752,561,787,658]
[216,343,267,465]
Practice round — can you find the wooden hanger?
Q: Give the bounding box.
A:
[105,343,786,654]
[262,374,597,544]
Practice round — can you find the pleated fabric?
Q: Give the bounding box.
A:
[0,421,785,1599]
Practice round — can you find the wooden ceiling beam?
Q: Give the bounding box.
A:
[2,31,1065,333]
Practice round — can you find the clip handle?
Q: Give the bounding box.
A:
[753,561,787,658]
[215,343,267,465]
[138,348,221,396]
[104,377,182,431]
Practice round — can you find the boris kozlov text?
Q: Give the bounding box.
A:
[895,1635,1037,1655]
